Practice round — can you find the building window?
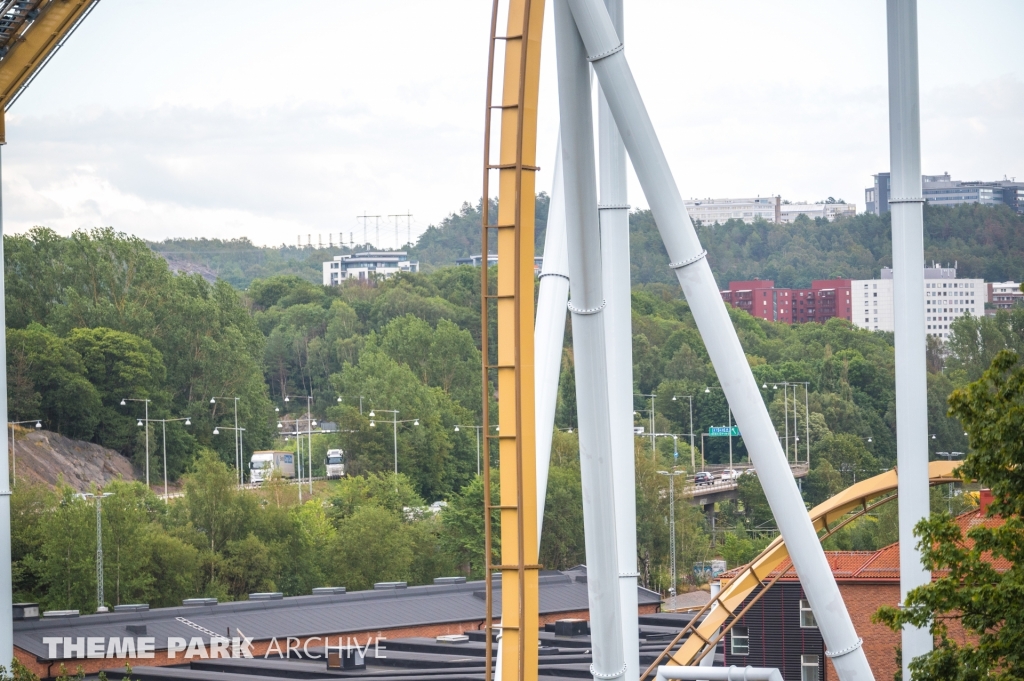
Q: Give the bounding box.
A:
[799,599,817,628]
[801,655,820,681]
[730,627,749,655]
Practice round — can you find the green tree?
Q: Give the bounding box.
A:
[331,505,413,590]
[875,350,1024,679]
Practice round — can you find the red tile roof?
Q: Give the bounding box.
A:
[719,508,1008,584]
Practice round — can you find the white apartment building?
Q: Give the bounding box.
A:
[987,281,1023,314]
[852,266,984,340]
[684,197,780,224]
[322,251,419,285]
[778,202,857,223]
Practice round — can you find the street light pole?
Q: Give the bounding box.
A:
[671,395,696,470]
[211,397,241,486]
[369,409,418,493]
[156,417,191,501]
[120,398,152,487]
[8,419,41,487]
[454,425,483,475]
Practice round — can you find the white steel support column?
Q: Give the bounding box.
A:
[598,0,639,672]
[561,1,873,678]
[535,137,570,540]
[597,0,638,672]
[0,146,13,671]
[554,2,626,680]
[886,0,931,676]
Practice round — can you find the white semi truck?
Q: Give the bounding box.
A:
[250,450,296,484]
[325,449,346,479]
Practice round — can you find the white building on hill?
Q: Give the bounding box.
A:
[323,251,419,285]
[851,266,984,340]
[779,202,857,223]
[684,197,780,224]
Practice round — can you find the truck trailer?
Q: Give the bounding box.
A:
[250,450,296,484]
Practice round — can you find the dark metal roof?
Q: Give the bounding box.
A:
[17,570,662,661]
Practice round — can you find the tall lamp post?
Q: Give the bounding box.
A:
[656,468,686,610]
[453,424,483,475]
[83,492,114,612]
[214,425,246,489]
[151,417,191,500]
[369,409,419,492]
[210,397,241,485]
[671,395,695,469]
[635,393,656,452]
[8,419,41,486]
[286,395,315,495]
[120,398,151,487]
[769,381,811,465]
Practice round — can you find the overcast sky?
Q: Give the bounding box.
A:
[2,0,1021,248]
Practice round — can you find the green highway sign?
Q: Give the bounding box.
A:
[708,426,740,437]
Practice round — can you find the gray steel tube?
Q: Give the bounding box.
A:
[0,148,12,671]
[536,135,570,541]
[554,2,626,679]
[886,0,932,675]
[562,1,873,678]
[655,666,783,681]
[597,0,639,678]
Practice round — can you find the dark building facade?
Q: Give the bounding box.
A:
[721,280,852,325]
[723,581,825,681]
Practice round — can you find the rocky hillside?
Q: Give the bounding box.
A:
[11,428,137,491]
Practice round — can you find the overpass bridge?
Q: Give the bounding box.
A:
[684,463,810,508]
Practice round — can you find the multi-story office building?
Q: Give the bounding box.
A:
[322,251,419,285]
[721,279,852,324]
[685,197,780,225]
[778,202,857,223]
[987,281,1023,314]
[851,267,984,339]
[865,172,1024,215]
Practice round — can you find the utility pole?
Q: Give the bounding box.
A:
[86,492,113,612]
[389,212,413,249]
[121,398,151,487]
[657,469,685,610]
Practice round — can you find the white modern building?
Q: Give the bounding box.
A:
[322,251,419,285]
[779,202,857,223]
[852,266,984,340]
[684,196,780,224]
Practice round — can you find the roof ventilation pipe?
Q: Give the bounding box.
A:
[559,0,873,678]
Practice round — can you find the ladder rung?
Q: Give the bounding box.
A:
[490,104,519,110]
[492,564,543,570]
[489,505,519,510]
[495,35,523,41]
[484,364,516,370]
[486,164,540,171]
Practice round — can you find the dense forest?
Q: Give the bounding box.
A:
[5,201,1023,614]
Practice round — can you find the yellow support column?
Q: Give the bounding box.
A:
[481,1,544,681]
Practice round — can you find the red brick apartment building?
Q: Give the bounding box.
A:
[719,497,1008,680]
[721,279,852,324]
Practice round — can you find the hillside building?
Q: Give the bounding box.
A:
[865,172,1024,215]
[987,281,1023,314]
[778,202,856,223]
[323,251,419,285]
[851,266,984,339]
[721,279,852,325]
[684,197,780,225]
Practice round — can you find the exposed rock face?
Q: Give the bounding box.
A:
[11,428,137,491]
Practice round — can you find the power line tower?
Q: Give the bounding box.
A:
[389,212,413,249]
[357,213,381,248]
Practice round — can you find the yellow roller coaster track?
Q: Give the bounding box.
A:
[480,1,545,681]
[0,0,102,142]
[639,460,963,677]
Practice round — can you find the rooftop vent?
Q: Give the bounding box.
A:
[553,619,588,637]
[436,634,469,644]
[42,610,79,618]
[249,592,284,601]
[113,604,149,613]
[182,598,218,606]
[312,587,347,595]
[126,625,147,636]
[373,581,407,590]
[13,603,38,620]
[433,577,467,585]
